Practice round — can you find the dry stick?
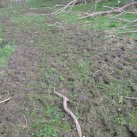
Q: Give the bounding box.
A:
[0,97,12,104]
[64,0,77,15]
[52,0,77,15]
[112,18,137,23]
[103,5,117,10]
[117,24,137,29]
[125,96,137,100]
[116,30,137,35]
[54,90,83,137]
[78,2,137,19]
[111,17,134,23]
[93,64,107,77]
[125,11,137,14]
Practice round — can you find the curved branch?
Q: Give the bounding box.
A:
[54,90,83,137]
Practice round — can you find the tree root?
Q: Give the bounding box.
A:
[54,90,84,137]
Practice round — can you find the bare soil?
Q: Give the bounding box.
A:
[0,7,137,137]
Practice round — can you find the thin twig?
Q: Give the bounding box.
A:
[23,115,29,137]
[0,97,12,104]
[125,11,137,14]
[103,5,117,10]
[93,64,107,77]
[54,90,83,137]
[116,24,137,29]
[64,0,77,15]
[52,0,77,15]
[111,17,133,23]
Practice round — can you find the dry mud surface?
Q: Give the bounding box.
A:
[0,9,137,137]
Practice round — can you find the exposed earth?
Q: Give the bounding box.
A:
[0,2,137,137]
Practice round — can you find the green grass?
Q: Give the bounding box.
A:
[0,38,14,67]
[26,0,68,8]
[57,0,137,37]
[116,108,137,128]
[116,114,128,126]
[26,0,49,8]
[96,79,136,102]
[25,0,137,38]
[12,15,46,25]
[76,61,89,82]
[28,94,71,137]
[129,108,137,128]
[0,7,18,68]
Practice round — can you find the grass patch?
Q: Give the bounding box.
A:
[26,0,68,8]
[28,94,71,137]
[12,15,46,25]
[76,61,89,82]
[26,0,49,8]
[57,0,137,37]
[129,108,137,128]
[0,34,14,67]
[0,42,14,67]
[96,79,136,102]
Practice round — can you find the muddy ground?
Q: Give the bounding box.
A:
[0,5,137,137]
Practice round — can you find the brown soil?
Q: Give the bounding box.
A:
[0,7,137,137]
[0,16,44,137]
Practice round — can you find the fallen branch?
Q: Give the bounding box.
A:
[54,90,83,137]
[52,0,77,15]
[65,0,77,15]
[116,30,137,35]
[79,2,137,19]
[0,97,12,104]
[125,96,137,100]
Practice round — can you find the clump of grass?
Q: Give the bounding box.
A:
[96,79,136,102]
[0,39,14,67]
[76,61,89,82]
[116,114,128,126]
[28,94,71,137]
[129,108,137,128]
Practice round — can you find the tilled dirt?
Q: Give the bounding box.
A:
[0,8,137,137]
[55,29,137,137]
[0,16,45,137]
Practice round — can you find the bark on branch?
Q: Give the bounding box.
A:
[54,90,83,137]
[79,2,137,19]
